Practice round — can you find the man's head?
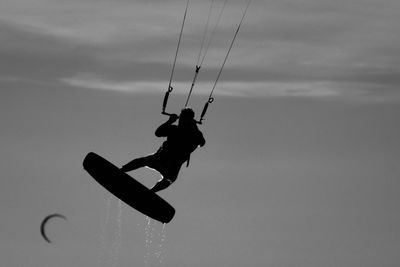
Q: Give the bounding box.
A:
[179,107,195,125]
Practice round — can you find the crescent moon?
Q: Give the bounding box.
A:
[40,213,67,243]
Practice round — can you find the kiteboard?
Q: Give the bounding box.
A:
[83,152,175,224]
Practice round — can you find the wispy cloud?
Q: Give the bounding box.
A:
[63,74,335,97]
[64,74,398,103]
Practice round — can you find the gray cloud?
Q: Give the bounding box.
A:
[0,22,98,82]
[1,0,400,101]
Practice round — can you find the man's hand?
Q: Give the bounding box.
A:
[168,113,179,123]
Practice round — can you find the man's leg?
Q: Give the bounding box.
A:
[121,156,150,172]
[150,179,172,193]
[150,167,179,193]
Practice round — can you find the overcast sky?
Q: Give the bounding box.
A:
[2,0,400,100]
[1,0,400,267]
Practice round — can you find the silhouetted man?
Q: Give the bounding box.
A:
[121,108,206,193]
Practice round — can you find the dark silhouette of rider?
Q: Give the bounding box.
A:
[121,108,206,193]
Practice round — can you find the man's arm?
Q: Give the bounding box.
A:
[155,114,178,137]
